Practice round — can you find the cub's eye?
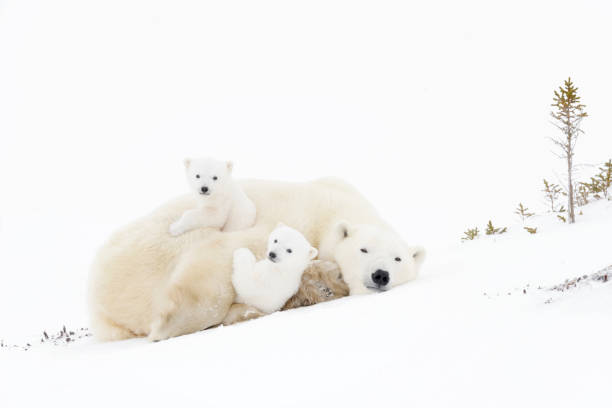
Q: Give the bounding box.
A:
[212,176,218,181]
[274,239,278,243]
[196,174,200,179]
[395,257,402,262]
[360,248,368,253]
[286,249,292,253]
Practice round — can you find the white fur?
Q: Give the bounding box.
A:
[329,222,425,295]
[232,225,318,314]
[169,157,256,235]
[88,178,425,341]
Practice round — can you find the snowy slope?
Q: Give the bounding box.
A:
[1,200,610,408]
[1,0,612,407]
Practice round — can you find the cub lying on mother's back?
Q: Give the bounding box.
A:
[169,157,256,236]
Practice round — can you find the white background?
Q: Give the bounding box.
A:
[0,1,611,407]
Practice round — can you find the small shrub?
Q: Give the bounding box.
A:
[485,220,507,235]
[461,227,479,241]
[594,159,611,199]
[542,179,562,212]
[514,203,534,223]
[576,183,590,206]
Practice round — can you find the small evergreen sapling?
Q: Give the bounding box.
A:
[514,203,534,223]
[485,220,507,235]
[549,77,588,224]
[542,179,562,212]
[597,160,611,199]
[575,183,590,206]
[461,227,479,241]
[583,177,602,199]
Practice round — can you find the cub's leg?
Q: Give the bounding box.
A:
[232,248,257,275]
[169,208,208,236]
[169,206,230,236]
[231,248,257,304]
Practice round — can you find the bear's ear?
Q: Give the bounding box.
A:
[410,246,426,267]
[308,247,318,260]
[335,220,353,240]
[183,158,191,169]
[226,161,234,173]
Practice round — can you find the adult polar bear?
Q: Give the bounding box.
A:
[89,178,425,341]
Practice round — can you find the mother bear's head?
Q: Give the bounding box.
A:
[330,221,426,294]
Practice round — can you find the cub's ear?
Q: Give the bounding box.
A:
[226,161,234,173]
[410,246,426,266]
[335,220,354,240]
[183,158,191,169]
[308,247,318,260]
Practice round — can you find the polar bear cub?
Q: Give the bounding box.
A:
[232,224,318,314]
[169,157,256,236]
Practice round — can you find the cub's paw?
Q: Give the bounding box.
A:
[169,221,184,237]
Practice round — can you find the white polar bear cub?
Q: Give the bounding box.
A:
[232,224,318,314]
[169,157,256,236]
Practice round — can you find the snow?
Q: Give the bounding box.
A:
[1,200,610,407]
[1,0,612,406]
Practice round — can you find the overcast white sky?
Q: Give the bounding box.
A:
[1,0,611,248]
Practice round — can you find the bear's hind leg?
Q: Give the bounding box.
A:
[91,312,138,341]
[148,249,235,341]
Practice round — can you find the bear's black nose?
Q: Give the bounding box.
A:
[371,269,390,287]
[201,186,209,193]
[268,252,276,259]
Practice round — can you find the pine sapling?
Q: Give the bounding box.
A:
[575,183,589,207]
[597,159,612,199]
[461,227,479,242]
[485,220,507,235]
[514,203,534,223]
[585,177,602,199]
[542,179,562,212]
[549,77,588,224]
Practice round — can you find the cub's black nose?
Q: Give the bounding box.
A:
[371,269,390,287]
[269,252,276,259]
[201,186,209,193]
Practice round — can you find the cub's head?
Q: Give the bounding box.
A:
[332,221,425,293]
[183,157,233,197]
[266,224,318,267]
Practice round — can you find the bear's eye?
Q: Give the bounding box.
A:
[274,239,278,243]
[212,176,218,181]
[196,174,200,179]
[360,248,368,253]
[395,257,402,262]
[286,249,292,253]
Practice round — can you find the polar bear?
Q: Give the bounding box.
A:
[169,157,256,236]
[88,178,425,341]
[223,259,348,326]
[232,224,318,314]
